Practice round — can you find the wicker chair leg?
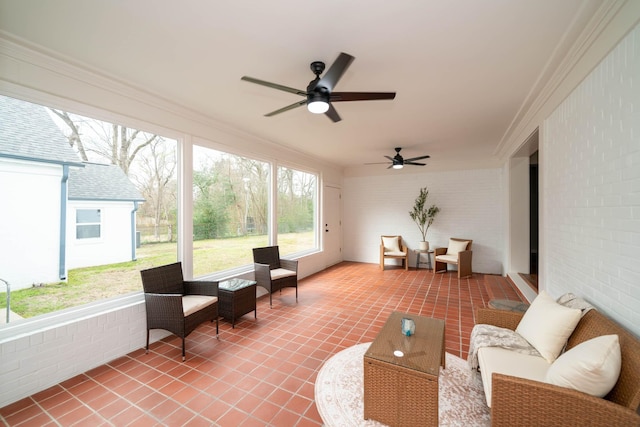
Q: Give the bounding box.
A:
[269,293,273,309]
[145,330,150,354]
[181,338,186,362]
[216,318,219,338]
[295,285,298,302]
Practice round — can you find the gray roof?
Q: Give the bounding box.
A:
[69,163,145,202]
[0,95,83,165]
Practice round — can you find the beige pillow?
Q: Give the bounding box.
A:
[515,290,581,363]
[382,236,400,252]
[446,239,469,255]
[545,334,621,397]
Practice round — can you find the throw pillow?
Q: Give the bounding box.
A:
[515,290,581,363]
[545,334,621,397]
[446,239,469,255]
[382,236,400,252]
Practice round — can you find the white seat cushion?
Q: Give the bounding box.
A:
[384,250,407,256]
[182,295,218,317]
[515,290,581,363]
[271,268,296,280]
[478,346,550,407]
[435,254,458,264]
[545,334,621,397]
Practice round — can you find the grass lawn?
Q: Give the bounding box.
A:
[1,233,313,319]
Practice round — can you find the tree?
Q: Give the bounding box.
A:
[49,108,157,175]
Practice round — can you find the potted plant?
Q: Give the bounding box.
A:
[409,187,440,250]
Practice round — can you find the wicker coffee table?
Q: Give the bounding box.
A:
[363,311,445,426]
[218,278,257,328]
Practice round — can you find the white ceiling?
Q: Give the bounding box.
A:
[0,0,606,171]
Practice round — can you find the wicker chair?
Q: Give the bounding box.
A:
[140,262,219,361]
[252,246,298,308]
[476,307,640,426]
[434,238,472,278]
[379,235,408,270]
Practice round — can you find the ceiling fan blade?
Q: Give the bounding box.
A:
[384,155,394,162]
[330,92,396,102]
[364,162,392,165]
[265,100,307,117]
[318,52,354,92]
[405,162,427,166]
[241,76,307,97]
[325,104,342,122]
[404,155,430,162]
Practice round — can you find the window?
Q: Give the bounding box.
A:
[277,166,318,256]
[0,95,178,319]
[76,209,101,239]
[192,145,269,277]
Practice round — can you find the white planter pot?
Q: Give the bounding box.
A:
[419,241,429,250]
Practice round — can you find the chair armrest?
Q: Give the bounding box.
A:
[458,249,472,262]
[491,373,640,427]
[144,293,184,317]
[280,259,298,273]
[434,247,447,256]
[184,280,218,297]
[476,308,523,331]
[254,262,272,283]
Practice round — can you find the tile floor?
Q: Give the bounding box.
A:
[0,262,524,426]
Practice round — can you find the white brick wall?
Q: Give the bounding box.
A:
[542,23,640,336]
[343,168,504,274]
[0,297,149,408]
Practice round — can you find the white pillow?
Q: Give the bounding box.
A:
[446,239,469,255]
[382,236,400,252]
[545,334,621,397]
[515,290,581,363]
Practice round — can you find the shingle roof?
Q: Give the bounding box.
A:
[68,163,145,202]
[0,95,83,165]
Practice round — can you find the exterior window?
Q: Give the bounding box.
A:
[76,209,101,239]
[277,166,318,256]
[192,145,269,277]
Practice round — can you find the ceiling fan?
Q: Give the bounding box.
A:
[241,52,396,123]
[366,147,430,169]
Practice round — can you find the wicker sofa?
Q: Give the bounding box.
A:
[476,307,640,426]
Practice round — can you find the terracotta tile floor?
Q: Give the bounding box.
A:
[0,262,524,426]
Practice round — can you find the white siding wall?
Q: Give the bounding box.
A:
[542,23,640,336]
[66,200,135,269]
[343,168,504,274]
[0,159,62,288]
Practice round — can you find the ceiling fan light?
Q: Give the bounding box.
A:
[392,164,403,170]
[308,100,329,114]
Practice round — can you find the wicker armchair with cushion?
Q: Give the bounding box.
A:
[140,262,219,361]
[252,245,298,308]
[379,235,408,270]
[434,238,472,278]
[475,298,640,426]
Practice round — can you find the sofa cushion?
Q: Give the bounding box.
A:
[183,295,218,317]
[478,346,550,407]
[516,290,581,363]
[446,239,469,255]
[382,236,400,252]
[545,334,621,397]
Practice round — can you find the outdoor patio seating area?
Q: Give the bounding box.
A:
[0,262,524,426]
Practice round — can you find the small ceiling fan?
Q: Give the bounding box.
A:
[241,52,396,123]
[366,147,430,169]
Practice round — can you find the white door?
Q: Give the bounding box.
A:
[324,185,342,267]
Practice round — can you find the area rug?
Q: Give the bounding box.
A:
[315,343,490,427]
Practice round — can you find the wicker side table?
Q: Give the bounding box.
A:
[218,278,257,328]
[364,312,445,426]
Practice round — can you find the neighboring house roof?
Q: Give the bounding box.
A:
[0,95,83,166]
[68,162,145,202]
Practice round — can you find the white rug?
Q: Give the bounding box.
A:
[315,343,490,427]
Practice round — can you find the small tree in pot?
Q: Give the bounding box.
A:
[409,187,440,250]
